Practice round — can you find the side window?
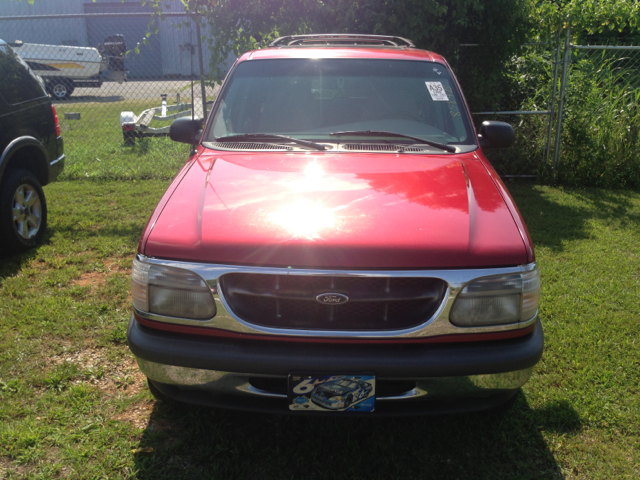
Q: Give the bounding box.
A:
[0,44,47,105]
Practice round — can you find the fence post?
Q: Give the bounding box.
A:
[552,24,572,180]
[544,25,563,166]
[194,15,208,120]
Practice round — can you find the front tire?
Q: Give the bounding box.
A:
[0,170,48,254]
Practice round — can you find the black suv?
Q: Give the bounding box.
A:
[0,39,64,253]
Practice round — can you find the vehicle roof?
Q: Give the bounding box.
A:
[238,47,447,64]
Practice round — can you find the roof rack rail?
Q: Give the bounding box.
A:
[268,34,415,48]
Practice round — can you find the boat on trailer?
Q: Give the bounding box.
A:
[120,94,213,145]
[10,35,127,100]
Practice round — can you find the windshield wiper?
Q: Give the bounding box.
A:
[215,133,327,151]
[328,130,456,153]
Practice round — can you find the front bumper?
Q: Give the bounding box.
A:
[128,314,543,414]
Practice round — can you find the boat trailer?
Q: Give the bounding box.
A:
[119,94,212,145]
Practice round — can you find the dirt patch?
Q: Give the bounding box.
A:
[110,395,192,433]
[0,457,26,478]
[105,260,131,274]
[51,346,145,397]
[28,257,53,275]
[71,257,131,290]
[113,400,155,430]
[74,271,109,289]
[48,345,154,431]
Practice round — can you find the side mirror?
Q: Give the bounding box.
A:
[478,121,515,149]
[170,117,203,145]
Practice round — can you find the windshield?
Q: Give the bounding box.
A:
[206,58,475,149]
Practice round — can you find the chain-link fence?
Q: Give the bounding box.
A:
[552,41,640,187]
[0,11,226,180]
[458,37,640,186]
[456,40,561,179]
[2,7,638,186]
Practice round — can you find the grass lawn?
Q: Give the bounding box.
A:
[1,180,639,479]
[54,101,192,181]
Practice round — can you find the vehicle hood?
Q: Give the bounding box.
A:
[144,151,527,268]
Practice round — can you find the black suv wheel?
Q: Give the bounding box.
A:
[0,169,48,253]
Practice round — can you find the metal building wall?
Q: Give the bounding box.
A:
[158,16,196,76]
[83,1,164,78]
[0,0,226,77]
[0,0,88,46]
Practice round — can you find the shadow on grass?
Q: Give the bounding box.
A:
[130,138,153,154]
[47,222,146,245]
[506,183,640,252]
[132,392,576,479]
[531,400,582,434]
[0,248,42,281]
[0,220,141,281]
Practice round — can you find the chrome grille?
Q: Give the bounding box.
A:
[220,274,448,331]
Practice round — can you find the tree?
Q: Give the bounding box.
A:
[529,0,640,42]
[158,0,530,111]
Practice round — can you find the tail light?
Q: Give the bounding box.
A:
[51,105,61,137]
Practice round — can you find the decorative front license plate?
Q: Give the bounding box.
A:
[288,374,376,412]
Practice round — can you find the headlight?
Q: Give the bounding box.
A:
[449,266,540,327]
[131,258,216,320]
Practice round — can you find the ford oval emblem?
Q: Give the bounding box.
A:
[316,293,349,305]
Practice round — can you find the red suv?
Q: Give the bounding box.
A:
[128,34,542,415]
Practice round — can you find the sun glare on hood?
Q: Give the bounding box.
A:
[268,201,336,240]
[267,162,338,239]
[291,160,326,193]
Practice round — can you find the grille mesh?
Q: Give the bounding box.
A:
[220,274,447,331]
[342,144,431,153]
[211,142,292,151]
[343,143,401,151]
[210,142,434,153]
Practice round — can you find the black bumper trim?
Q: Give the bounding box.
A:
[150,379,518,416]
[127,314,543,378]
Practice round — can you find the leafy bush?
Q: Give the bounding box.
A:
[475,47,556,178]
[481,112,551,178]
[557,52,640,188]
[480,43,640,189]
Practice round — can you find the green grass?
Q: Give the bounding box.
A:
[1,180,639,479]
[54,101,191,181]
